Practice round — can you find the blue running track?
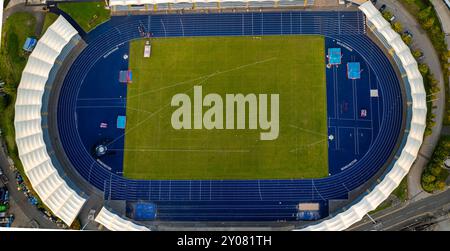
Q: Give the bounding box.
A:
[57,11,403,221]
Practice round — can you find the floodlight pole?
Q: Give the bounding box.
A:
[366,213,377,224]
[81,220,90,230]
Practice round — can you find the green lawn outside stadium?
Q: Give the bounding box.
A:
[124,35,328,180]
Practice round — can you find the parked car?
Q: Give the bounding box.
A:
[4,190,9,204]
[0,168,8,185]
[5,214,14,227]
[379,4,387,12]
[0,187,7,202]
[404,30,413,38]
[0,174,8,185]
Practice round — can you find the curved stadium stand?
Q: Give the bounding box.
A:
[14,16,86,226]
[95,207,150,231]
[300,1,426,231]
[108,0,315,9]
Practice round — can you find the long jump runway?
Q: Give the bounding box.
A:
[56,11,403,221]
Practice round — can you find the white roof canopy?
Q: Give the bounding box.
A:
[95,207,150,231]
[14,16,86,226]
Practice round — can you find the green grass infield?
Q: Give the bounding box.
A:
[124,35,328,180]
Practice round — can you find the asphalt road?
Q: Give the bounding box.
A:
[349,188,450,231]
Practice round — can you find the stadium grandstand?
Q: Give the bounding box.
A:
[94,207,150,231]
[14,16,86,226]
[8,0,426,231]
[109,0,316,11]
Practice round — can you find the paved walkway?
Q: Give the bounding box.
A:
[3,3,46,37]
[5,0,26,9]
[375,0,446,202]
[431,0,450,119]
[443,126,450,136]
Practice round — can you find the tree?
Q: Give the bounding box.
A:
[382,11,393,21]
[436,181,446,190]
[418,7,432,23]
[418,63,429,76]
[412,49,422,59]
[422,181,435,192]
[430,166,442,177]
[392,22,403,33]
[442,50,450,62]
[422,173,436,184]
[423,17,435,30]
[401,34,412,45]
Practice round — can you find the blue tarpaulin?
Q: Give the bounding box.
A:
[23,37,37,52]
[127,202,157,221]
[347,62,361,79]
[117,115,126,129]
[328,48,341,65]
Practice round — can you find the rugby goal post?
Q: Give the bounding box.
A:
[144,41,151,58]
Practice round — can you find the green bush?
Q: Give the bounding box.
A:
[402,34,413,45]
[418,63,429,75]
[383,11,394,21]
[422,173,436,183]
[421,136,450,192]
[392,22,403,33]
[436,181,446,190]
[417,6,432,22]
[412,49,422,59]
[422,181,435,192]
